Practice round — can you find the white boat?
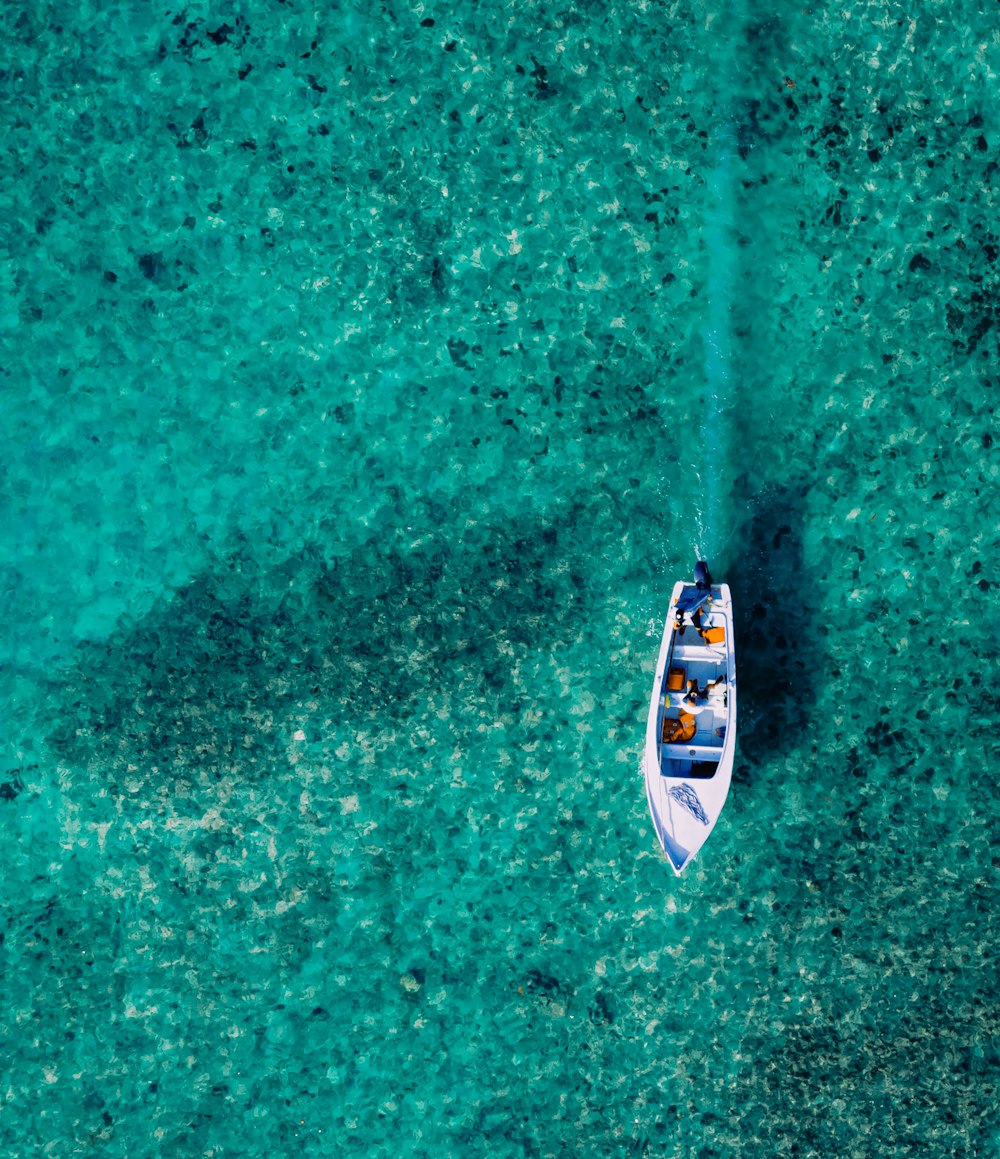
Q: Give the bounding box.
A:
[643,562,736,874]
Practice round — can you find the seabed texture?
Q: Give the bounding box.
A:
[2,1,999,1156]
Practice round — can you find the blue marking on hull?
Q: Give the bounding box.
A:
[668,783,710,826]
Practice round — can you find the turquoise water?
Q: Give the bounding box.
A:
[3,0,999,1154]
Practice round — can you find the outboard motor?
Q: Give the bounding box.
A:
[675,560,715,618]
[694,560,713,590]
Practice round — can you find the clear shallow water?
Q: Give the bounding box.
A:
[2,1,999,1155]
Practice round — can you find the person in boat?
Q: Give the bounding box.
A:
[662,710,697,744]
[674,607,705,637]
[683,676,725,710]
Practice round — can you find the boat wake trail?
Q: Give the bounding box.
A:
[695,117,738,569]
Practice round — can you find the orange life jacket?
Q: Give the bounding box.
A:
[662,711,697,744]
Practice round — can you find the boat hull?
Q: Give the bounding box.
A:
[643,580,736,874]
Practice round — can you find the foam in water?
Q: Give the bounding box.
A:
[694,7,745,575]
[697,121,738,569]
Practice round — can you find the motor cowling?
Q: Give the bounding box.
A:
[694,560,713,590]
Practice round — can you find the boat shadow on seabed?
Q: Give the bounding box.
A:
[726,477,816,786]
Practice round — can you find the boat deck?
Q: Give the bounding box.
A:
[658,625,729,778]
